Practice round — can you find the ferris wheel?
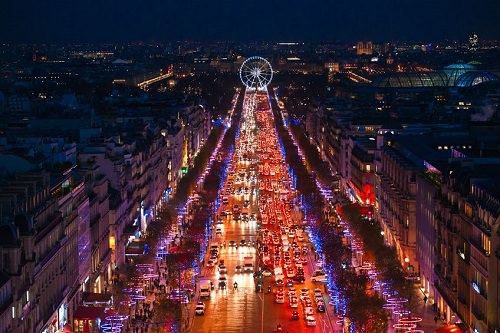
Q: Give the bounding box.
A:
[239,56,273,90]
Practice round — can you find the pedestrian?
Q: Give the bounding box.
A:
[434,316,438,324]
[424,295,428,304]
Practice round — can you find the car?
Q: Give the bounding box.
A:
[206,258,216,267]
[218,265,227,274]
[305,316,317,327]
[317,303,326,312]
[289,297,299,308]
[235,265,242,273]
[195,302,205,315]
[304,306,314,317]
[219,274,228,282]
[275,295,285,304]
[290,311,300,320]
[262,269,273,277]
[275,279,284,287]
[293,275,305,284]
[229,240,237,247]
[215,227,223,235]
[304,298,313,308]
[311,270,327,282]
[240,239,246,247]
[286,279,294,287]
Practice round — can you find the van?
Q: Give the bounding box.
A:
[274,267,284,280]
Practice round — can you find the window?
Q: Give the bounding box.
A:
[366,164,371,172]
[464,203,473,218]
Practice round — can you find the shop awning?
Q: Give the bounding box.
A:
[82,292,112,306]
[73,306,106,320]
[123,223,140,236]
[434,324,467,333]
[125,242,145,255]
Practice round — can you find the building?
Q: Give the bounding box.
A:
[356,41,373,56]
[0,164,84,333]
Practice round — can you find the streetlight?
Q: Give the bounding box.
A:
[404,257,410,271]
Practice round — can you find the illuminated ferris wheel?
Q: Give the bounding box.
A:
[239,56,273,90]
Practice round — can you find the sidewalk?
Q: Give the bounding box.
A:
[410,284,446,333]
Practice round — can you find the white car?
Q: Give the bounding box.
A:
[275,295,285,304]
[195,302,205,315]
[305,315,317,327]
[262,269,273,277]
[304,306,314,317]
[311,270,327,282]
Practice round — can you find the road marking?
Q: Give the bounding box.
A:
[260,288,264,333]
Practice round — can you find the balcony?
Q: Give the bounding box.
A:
[34,241,61,274]
[434,278,457,312]
[471,305,485,321]
[35,214,62,244]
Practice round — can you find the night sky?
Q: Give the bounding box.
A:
[1,0,499,43]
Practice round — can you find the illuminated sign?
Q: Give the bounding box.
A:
[472,281,480,294]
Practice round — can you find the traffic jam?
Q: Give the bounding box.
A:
[197,89,330,331]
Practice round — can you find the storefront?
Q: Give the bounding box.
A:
[41,303,69,333]
[72,306,106,333]
[434,323,470,333]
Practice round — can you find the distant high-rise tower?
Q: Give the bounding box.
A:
[356,41,373,55]
[469,33,479,51]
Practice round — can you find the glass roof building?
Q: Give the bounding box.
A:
[371,72,449,89]
[442,64,477,86]
[369,64,498,90]
[455,71,500,87]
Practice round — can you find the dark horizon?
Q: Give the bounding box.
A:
[1,0,500,44]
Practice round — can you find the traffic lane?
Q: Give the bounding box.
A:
[191,285,262,333]
[193,211,261,330]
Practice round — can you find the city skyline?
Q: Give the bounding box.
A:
[1,0,500,43]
